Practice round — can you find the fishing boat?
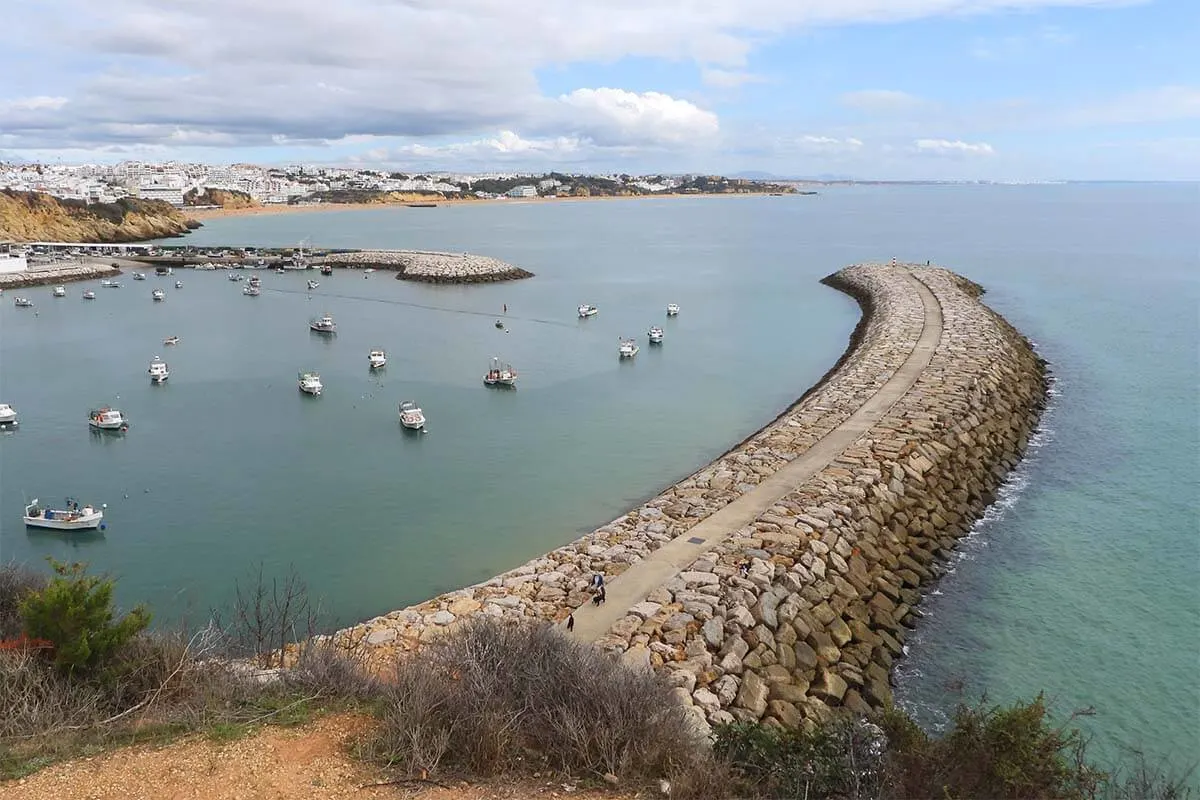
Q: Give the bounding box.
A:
[155,266,172,276]
[307,279,320,290]
[175,280,183,289]
[483,357,517,387]
[398,401,426,430]
[578,304,598,318]
[101,279,121,288]
[152,288,166,301]
[619,337,640,358]
[228,272,243,282]
[248,275,261,288]
[132,272,147,281]
[23,498,105,531]
[666,303,680,316]
[163,335,180,346]
[0,403,17,426]
[648,326,664,344]
[88,407,128,431]
[147,356,169,383]
[275,267,286,274]
[495,319,505,329]
[82,290,96,300]
[309,314,336,333]
[52,286,66,297]
[243,285,260,296]
[368,349,387,369]
[320,265,333,276]
[13,296,33,307]
[298,371,323,395]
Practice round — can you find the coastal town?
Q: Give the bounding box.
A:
[0,160,802,208]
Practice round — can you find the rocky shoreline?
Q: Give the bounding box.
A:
[321,249,533,284]
[0,263,120,289]
[332,263,1047,734]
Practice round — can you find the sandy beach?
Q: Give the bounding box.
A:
[184,191,793,221]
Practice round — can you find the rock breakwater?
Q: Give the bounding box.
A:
[335,264,1047,733]
[0,262,120,289]
[321,250,533,284]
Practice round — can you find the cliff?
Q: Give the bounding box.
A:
[183,187,260,209]
[0,190,201,243]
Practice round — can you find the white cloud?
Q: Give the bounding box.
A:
[1052,86,1200,127]
[913,138,996,156]
[1,96,70,112]
[359,131,586,166]
[554,88,719,146]
[701,68,767,89]
[840,90,929,114]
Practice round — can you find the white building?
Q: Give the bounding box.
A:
[506,185,538,198]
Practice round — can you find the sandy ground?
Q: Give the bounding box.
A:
[184,191,784,221]
[1,714,637,800]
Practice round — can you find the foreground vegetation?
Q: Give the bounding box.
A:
[1,560,1192,798]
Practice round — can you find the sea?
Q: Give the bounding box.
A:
[1,184,1196,779]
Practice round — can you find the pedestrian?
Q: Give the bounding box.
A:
[503,303,507,314]
[567,614,575,632]
[739,561,750,578]
[591,572,604,591]
[592,592,602,607]
[598,587,606,605]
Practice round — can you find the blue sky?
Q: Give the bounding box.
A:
[2,0,1197,178]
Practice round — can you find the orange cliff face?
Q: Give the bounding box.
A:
[182,187,260,210]
[0,190,201,243]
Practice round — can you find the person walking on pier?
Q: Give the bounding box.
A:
[566,614,575,632]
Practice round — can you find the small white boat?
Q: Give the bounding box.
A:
[298,371,323,395]
[88,406,128,431]
[307,280,320,290]
[243,285,260,296]
[101,279,121,288]
[175,280,183,289]
[152,288,166,301]
[148,356,169,383]
[578,304,598,318]
[52,286,66,297]
[398,401,426,429]
[163,335,180,346]
[368,349,387,369]
[619,337,640,358]
[23,498,105,531]
[228,272,243,282]
[248,275,261,288]
[648,326,664,344]
[82,290,96,300]
[14,296,33,307]
[0,403,17,426]
[132,272,147,281]
[666,303,680,316]
[309,314,336,333]
[275,267,286,274]
[483,357,517,387]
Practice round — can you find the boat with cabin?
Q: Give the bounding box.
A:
[52,286,66,297]
[248,275,261,288]
[155,266,172,276]
[309,314,336,333]
[163,335,180,346]
[619,337,640,358]
[298,371,323,395]
[13,297,33,307]
[23,498,105,531]
[321,265,333,276]
[175,280,183,289]
[82,290,96,300]
[578,304,598,318]
[398,401,426,430]
[0,403,17,426]
[243,285,260,296]
[228,272,243,282]
[148,356,169,383]
[307,279,320,290]
[648,326,664,344]
[368,349,387,369]
[152,288,166,301]
[101,279,120,288]
[483,357,517,387]
[666,303,680,316]
[132,272,146,281]
[88,407,128,431]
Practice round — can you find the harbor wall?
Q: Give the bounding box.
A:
[0,262,120,289]
[333,264,1048,731]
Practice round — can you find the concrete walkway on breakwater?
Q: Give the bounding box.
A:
[569,274,943,643]
[0,262,119,289]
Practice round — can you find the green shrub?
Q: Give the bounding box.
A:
[19,559,151,675]
[0,561,47,640]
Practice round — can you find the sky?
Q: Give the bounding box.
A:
[2,0,1198,179]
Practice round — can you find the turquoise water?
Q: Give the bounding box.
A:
[1,185,1196,776]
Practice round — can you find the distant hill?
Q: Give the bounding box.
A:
[0,190,200,243]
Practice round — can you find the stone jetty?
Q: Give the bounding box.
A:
[321,249,533,284]
[333,263,1048,733]
[0,262,120,289]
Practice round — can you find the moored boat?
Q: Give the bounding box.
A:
[163,335,180,346]
[88,406,128,431]
[307,279,320,290]
[578,303,598,318]
[398,400,426,429]
[152,288,166,301]
[82,290,96,300]
[0,403,17,426]
[243,285,261,296]
[320,265,333,276]
[298,371,323,395]
[666,303,680,316]
[101,279,121,288]
[619,337,640,358]
[248,275,261,288]
[132,272,146,281]
[148,356,169,383]
[23,498,105,531]
[309,314,336,333]
[368,349,387,369]
[175,280,184,288]
[228,272,243,281]
[483,357,517,387]
[648,326,664,343]
[52,286,66,297]
[14,296,33,307]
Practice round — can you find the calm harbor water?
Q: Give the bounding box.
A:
[1,185,1196,776]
